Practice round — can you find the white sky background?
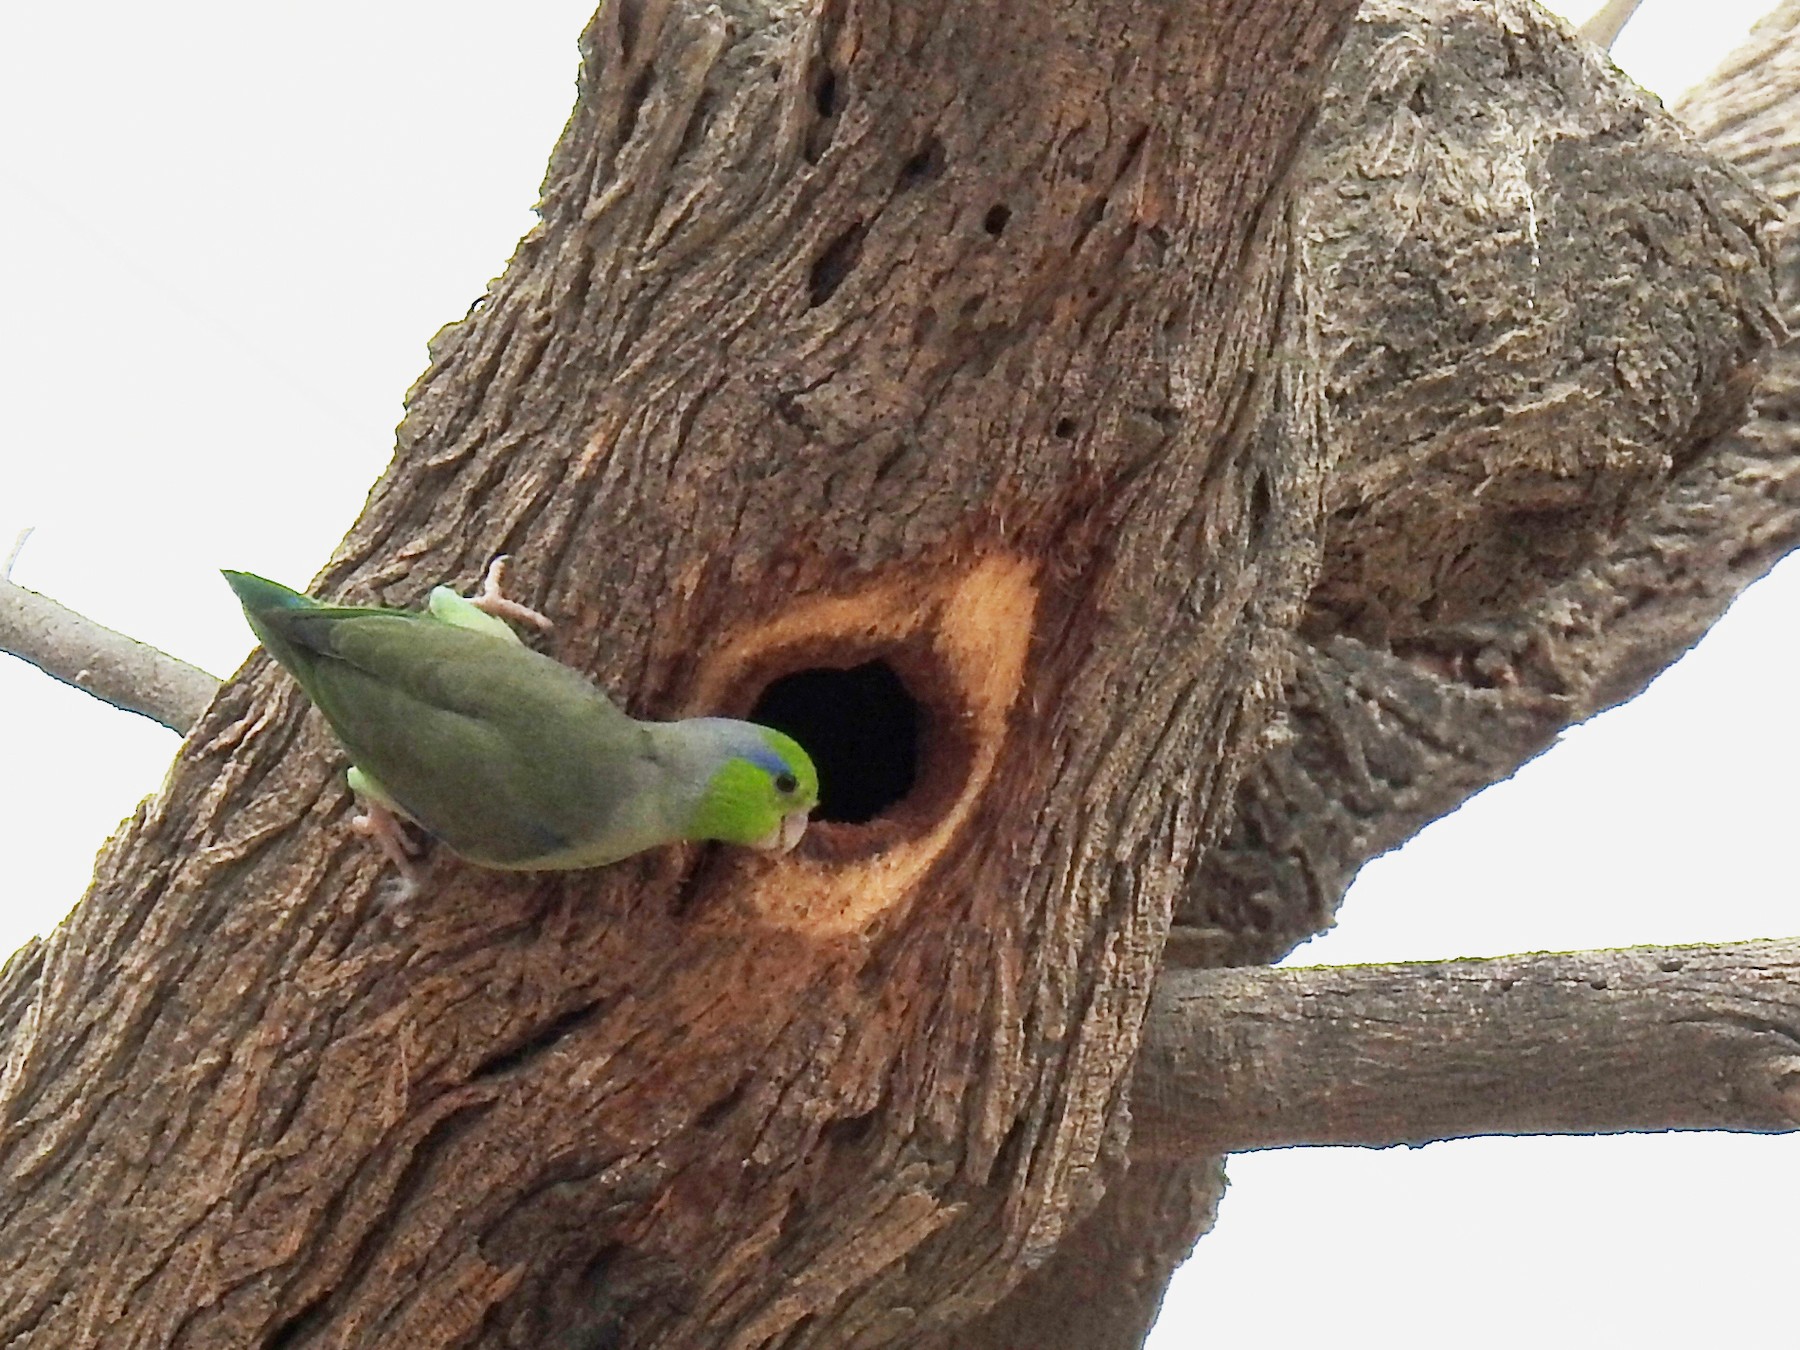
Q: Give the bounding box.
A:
[1,1,1793,1344]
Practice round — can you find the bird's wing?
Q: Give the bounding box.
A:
[260,605,660,865]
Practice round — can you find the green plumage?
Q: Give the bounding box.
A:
[223,570,818,872]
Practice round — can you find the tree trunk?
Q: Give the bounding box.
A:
[0,0,1362,1344]
[2,1,1791,1347]
[965,0,1799,1339]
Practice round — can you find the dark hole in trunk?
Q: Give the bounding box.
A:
[749,661,920,824]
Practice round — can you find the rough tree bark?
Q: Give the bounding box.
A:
[1187,0,1788,972]
[1135,939,1800,1155]
[962,2,1798,1339]
[3,0,1366,1344]
[1,2,1794,1348]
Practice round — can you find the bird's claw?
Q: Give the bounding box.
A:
[350,801,423,896]
[469,555,555,632]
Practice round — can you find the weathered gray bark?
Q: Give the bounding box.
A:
[0,0,1363,1345]
[974,1,1799,1341]
[1185,0,1787,971]
[1135,940,1800,1156]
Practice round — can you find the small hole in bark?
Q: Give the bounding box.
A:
[991,1111,1032,1178]
[809,222,866,307]
[750,662,919,824]
[1120,125,1149,174]
[471,1000,606,1081]
[266,1298,329,1350]
[805,60,843,161]
[898,136,945,189]
[618,65,655,146]
[823,1109,877,1148]
[983,203,1011,236]
[582,1241,622,1284]
[1249,471,1273,536]
[697,1079,749,1128]
[1053,417,1076,439]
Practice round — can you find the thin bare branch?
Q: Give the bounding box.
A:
[0,580,220,732]
[1132,940,1800,1158]
[1582,0,1647,50]
[3,528,33,580]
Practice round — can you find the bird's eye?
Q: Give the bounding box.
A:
[774,771,799,795]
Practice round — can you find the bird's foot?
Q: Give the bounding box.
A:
[351,800,422,896]
[469,555,554,632]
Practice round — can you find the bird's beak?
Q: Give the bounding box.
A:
[755,808,811,853]
[778,808,810,853]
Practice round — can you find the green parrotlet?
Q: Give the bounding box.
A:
[224,562,818,885]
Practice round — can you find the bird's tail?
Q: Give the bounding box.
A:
[222,569,315,618]
[223,569,332,687]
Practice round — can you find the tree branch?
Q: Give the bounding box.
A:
[0,579,220,732]
[1183,0,1793,968]
[1581,0,1647,50]
[1132,940,1800,1158]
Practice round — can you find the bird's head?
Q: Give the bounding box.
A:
[687,723,820,854]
